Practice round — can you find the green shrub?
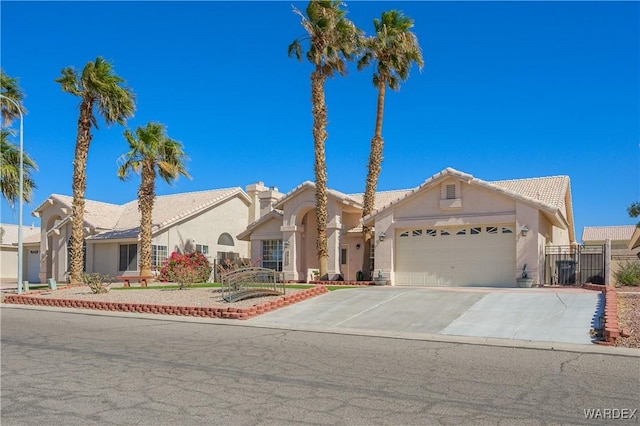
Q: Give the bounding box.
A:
[160,251,212,289]
[82,273,113,294]
[614,261,640,287]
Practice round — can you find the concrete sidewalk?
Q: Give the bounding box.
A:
[248,286,602,345]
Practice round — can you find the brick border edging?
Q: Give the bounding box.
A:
[308,281,375,286]
[2,286,329,320]
[582,284,619,345]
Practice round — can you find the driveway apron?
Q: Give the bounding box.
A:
[248,286,601,345]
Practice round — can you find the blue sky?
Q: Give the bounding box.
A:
[1,1,638,242]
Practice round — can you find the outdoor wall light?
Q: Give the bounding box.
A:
[378,232,386,242]
[521,225,529,237]
[283,241,290,248]
[356,243,361,250]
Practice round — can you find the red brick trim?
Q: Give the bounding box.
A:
[2,286,329,320]
[582,284,619,345]
[309,280,375,286]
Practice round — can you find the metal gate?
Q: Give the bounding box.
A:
[544,245,605,285]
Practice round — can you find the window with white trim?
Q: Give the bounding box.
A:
[262,240,283,271]
[196,244,209,255]
[152,245,168,268]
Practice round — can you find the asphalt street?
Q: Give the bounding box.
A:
[2,307,638,425]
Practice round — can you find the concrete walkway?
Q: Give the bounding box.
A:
[248,286,602,345]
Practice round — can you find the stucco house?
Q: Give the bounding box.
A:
[0,223,41,284]
[239,168,576,287]
[31,182,280,283]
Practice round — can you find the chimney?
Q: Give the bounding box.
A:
[258,186,284,218]
[245,181,267,224]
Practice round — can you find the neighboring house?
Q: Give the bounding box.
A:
[31,183,280,283]
[0,223,41,284]
[583,225,640,284]
[239,168,576,287]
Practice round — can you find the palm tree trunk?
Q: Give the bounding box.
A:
[311,69,329,279]
[361,81,387,280]
[138,161,155,277]
[69,100,93,284]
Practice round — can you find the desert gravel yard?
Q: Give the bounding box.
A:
[616,287,640,349]
[17,285,307,309]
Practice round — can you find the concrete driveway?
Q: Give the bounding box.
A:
[248,286,603,345]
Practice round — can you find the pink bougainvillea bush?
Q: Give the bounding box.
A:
[160,252,212,289]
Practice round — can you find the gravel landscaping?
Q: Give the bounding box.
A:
[615,287,640,349]
[23,284,308,310]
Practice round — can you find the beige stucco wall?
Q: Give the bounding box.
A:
[89,242,121,277]
[154,196,250,263]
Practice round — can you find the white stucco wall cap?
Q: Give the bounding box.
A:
[362,168,572,227]
[237,209,284,241]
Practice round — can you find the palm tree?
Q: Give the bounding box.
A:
[1,69,27,126]
[288,0,362,279]
[117,122,190,277]
[357,10,423,279]
[0,130,37,206]
[55,57,135,284]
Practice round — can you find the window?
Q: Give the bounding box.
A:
[502,227,514,234]
[470,227,481,235]
[119,244,138,271]
[486,226,498,234]
[217,233,234,246]
[426,229,437,237]
[152,245,168,268]
[262,240,283,271]
[441,230,450,236]
[196,244,209,255]
[412,229,423,237]
[456,228,466,235]
[446,184,456,200]
[341,248,347,265]
[400,231,409,237]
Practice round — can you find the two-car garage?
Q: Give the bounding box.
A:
[394,225,516,287]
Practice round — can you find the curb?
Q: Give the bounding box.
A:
[582,284,619,345]
[2,285,329,320]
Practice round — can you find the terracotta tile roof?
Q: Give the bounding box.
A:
[347,189,415,211]
[582,225,636,242]
[34,189,247,241]
[38,194,124,230]
[0,223,41,245]
[237,209,284,240]
[274,181,363,209]
[89,188,247,240]
[364,168,572,223]
[490,176,569,209]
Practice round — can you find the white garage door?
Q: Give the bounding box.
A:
[395,225,516,287]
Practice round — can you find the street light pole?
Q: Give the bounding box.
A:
[1,94,25,294]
